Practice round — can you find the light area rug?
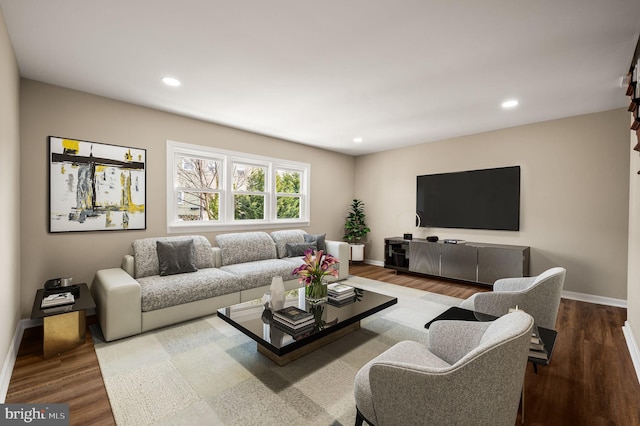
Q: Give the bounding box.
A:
[93,276,462,426]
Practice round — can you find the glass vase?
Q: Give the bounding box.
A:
[305,279,328,305]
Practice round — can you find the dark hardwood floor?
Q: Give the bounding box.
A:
[6,264,640,425]
[6,318,115,425]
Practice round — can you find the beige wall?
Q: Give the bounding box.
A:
[13,80,634,314]
[19,80,355,317]
[355,108,630,300]
[628,122,640,350]
[0,9,20,392]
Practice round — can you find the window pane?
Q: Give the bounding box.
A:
[233,164,265,192]
[276,170,300,194]
[277,196,300,219]
[168,141,310,232]
[177,192,219,221]
[234,194,264,220]
[177,156,221,190]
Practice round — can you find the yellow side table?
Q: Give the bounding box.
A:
[30,283,96,358]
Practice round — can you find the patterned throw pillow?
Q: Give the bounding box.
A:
[156,240,198,276]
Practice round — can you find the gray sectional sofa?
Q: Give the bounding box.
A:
[91,230,349,341]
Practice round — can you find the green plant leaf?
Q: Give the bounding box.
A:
[343,198,370,243]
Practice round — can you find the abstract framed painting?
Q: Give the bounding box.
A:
[48,136,146,233]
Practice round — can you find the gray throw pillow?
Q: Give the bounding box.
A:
[156,240,198,276]
[286,241,317,257]
[304,233,326,251]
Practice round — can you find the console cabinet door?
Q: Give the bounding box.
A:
[440,244,477,281]
[409,241,440,275]
[477,246,530,285]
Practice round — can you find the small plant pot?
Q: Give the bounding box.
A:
[350,244,365,262]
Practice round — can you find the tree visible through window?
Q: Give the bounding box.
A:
[233,163,265,220]
[167,140,310,232]
[176,156,221,221]
[276,169,301,219]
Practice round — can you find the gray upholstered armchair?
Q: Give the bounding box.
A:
[459,267,566,330]
[353,311,534,426]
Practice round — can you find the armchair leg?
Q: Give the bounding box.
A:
[355,408,374,426]
[355,410,364,426]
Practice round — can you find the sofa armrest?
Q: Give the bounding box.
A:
[121,254,135,277]
[212,247,223,268]
[325,240,350,280]
[91,268,142,342]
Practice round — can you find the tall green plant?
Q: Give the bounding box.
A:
[343,199,371,244]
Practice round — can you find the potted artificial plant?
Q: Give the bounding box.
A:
[343,199,371,262]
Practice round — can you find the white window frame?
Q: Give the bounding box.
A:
[167,140,310,233]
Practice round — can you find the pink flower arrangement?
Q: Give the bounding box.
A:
[291,249,339,286]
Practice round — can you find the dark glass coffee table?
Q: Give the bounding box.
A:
[217,285,397,366]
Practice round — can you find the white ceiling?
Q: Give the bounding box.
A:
[1,1,639,156]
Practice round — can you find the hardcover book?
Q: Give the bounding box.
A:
[274,306,312,324]
[41,292,75,308]
[273,316,315,329]
[328,283,354,293]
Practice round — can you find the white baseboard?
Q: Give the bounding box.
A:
[0,318,38,403]
[623,321,640,384]
[561,290,627,308]
[361,260,627,308]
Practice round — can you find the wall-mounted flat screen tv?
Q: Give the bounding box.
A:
[416,166,520,231]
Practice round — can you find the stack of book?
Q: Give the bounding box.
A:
[327,283,356,305]
[529,328,548,361]
[272,306,314,335]
[41,291,75,308]
[508,306,548,362]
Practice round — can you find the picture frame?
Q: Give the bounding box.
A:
[48,136,146,233]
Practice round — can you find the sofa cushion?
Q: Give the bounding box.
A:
[220,258,301,290]
[304,233,326,251]
[270,230,306,258]
[137,268,241,312]
[133,236,214,279]
[216,232,277,266]
[286,241,317,257]
[156,240,198,276]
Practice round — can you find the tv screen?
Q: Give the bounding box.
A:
[416,166,520,231]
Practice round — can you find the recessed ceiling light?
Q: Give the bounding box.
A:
[501,99,519,109]
[162,77,181,87]
[353,137,364,143]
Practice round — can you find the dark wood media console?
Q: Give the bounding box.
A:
[384,237,530,286]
